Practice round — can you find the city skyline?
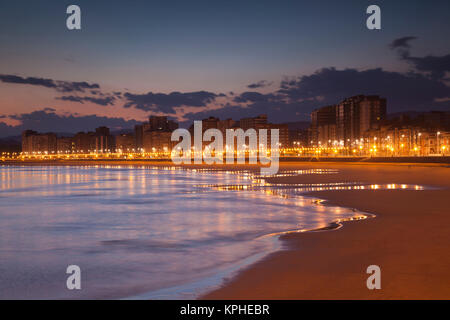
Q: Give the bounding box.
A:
[16,95,450,158]
[1,0,450,137]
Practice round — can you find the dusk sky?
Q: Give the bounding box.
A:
[0,0,449,136]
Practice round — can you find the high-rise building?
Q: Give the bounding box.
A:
[148,116,179,132]
[336,96,362,146]
[311,105,337,146]
[135,116,180,152]
[134,124,144,150]
[73,132,95,153]
[135,117,179,150]
[310,95,386,147]
[217,119,236,133]
[239,114,268,130]
[72,127,114,153]
[94,126,114,153]
[359,96,387,134]
[115,133,135,152]
[143,131,174,153]
[57,137,73,154]
[21,130,57,154]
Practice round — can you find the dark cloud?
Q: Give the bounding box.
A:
[0,74,100,93]
[389,36,417,49]
[56,95,116,106]
[56,81,100,93]
[0,75,56,89]
[123,91,219,113]
[389,37,450,80]
[183,67,450,124]
[402,54,450,80]
[233,91,273,103]
[247,80,273,89]
[277,67,450,110]
[0,122,19,137]
[0,109,139,137]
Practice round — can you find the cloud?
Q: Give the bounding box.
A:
[233,91,273,103]
[0,73,119,107]
[0,74,100,92]
[0,122,20,137]
[181,67,450,124]
[402,54,450,80]
[389,37,450,79]
[277,67,450,112]
[247,80,273,89]
[389,36,417,49]
[56,95,116,106]
[0,109,139,137]
[123,91,220,113]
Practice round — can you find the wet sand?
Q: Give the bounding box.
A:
[203,162,450,299]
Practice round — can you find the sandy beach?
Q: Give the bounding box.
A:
[203,162,450,299]
[2,160,450,299]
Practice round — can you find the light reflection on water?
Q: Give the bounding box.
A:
[0,165,423,299]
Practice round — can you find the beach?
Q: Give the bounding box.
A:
[203,162,450,299]
[2,160,449,299]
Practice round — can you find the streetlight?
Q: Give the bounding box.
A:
[437,132,441,154]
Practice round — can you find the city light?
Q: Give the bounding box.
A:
[7,102,449,162]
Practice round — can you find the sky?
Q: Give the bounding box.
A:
[0,0,449,136]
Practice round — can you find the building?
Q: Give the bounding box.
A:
[185,114,288,151]
[288,128,309,148]
[72,127,114,153]
[22,130,57,154]
[135,116,178,150]
[310,95,386,147]
[94,126,114,153]
[148,116,178,132]
[361,111,450,156]
[217,119,236,133]
[135,116,179,153]
[238,114,289,147]
[311,105,337,146]
[143,131,174,153]
[115,133,135,153]
[239,114,268,130]
[317,124,337,147]
[57,137,73,154]
[359,95,387,134]
[134,124,150,150]
[73,132,95,153]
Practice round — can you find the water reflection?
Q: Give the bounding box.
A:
[201,182,425,193]
[0,165,425,299]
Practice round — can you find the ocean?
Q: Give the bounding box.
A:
[0,165,374,299]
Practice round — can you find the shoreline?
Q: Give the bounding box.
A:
[2,155,450,167]
[2,159,449,172]
[2,161,449,299]
[202,163,450,299]
[128,191,374,300]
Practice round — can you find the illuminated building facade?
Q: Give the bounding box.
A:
[22,130,57,154]
[310,95,386,148]
[56,137,73,154]
[362,111,450,156]
[115,133,135,153]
